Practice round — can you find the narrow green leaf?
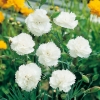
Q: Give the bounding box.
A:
[26,0,33,9]
[0,98,7,100]
[50,12,60,18]
[39,0,47,8]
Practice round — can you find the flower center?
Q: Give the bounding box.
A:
[2,0,7,3]
[46,51,50,56]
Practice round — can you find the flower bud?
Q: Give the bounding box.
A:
[17,21,21,25]
[70,63,76,70]
[53,89,56,93]
[12,22,17,26]
[82,74,89,83]
[84,86,100,94]
[61,93,67,100]
[61,52,67,58]
[0,55,7,59]
[40,80,49,91]
[80,88,85,92]
[27,61,32,64]
[9,17,14,22]
[65,0,70,3]
[78,64,86,71]
[54,6,60,12]
[92,74,99,81]
[77,88,85,97]
[0,71,5,75]
[50,6,54,10]
[0,64,6,70]
[49,90,53,95]
[0,75,3,81]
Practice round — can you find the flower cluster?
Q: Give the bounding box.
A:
[9,9,92,93]
[0,0,34,16]
[25,9,78,36]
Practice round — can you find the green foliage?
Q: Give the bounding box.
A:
[0,0,100,100]
[39,0,47,8]
[1,86,36,100]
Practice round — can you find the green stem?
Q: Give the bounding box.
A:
[74,97,77,100]
[70,0,73,11]
[87,81,93,88]
[56,88,59,100]
[51,0,54,7]
[0,50,2,64]
[81,94,86,100]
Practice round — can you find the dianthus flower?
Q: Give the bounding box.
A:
[36,42,61,67]
[0,40,7,49]
[25,9,52,36]
[49,70,76,92]
[0,11,4,23]
[66,36,92,58]
[15,63,41,91]
[88,0,100,17]
[53,11,78,29]
[10,33,35,55]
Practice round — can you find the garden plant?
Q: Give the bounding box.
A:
[0,0,100,100]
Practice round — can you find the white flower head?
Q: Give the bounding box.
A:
[15,63,41,92]
[90,14,100,23]
[49,70,76,92]
[10,33,35,55]
[67,36,92,58]
[53,12,78,29]
[25,9,52,36]
[36,42,61,67]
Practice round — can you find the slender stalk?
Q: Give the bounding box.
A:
[70,0,73,11]
[74,97,77,100]
[56,88,59,100]
[81,94,86,100]
[87,81,93,88]
[0,50,2,64]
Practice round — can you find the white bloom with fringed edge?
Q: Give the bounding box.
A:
[15,63,41,92]
[25,9,52,36]
[49,70,76,92]
[36,42,61,67]
[67,36,92,58]
[10,33,35,55]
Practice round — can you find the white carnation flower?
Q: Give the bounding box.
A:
[36,42,61,67]
[67,36,92,58]
[49,70,76,92]
[15,63,41,92]
[10,33,35,55]
[25,9,52,36]
[90,14,100,23]
[53,12,78,29]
